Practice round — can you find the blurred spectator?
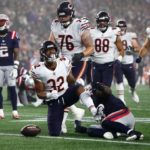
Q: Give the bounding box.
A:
[0,0,149,70]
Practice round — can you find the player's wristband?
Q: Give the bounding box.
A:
[117,55,123,62]
[146,27,150,39]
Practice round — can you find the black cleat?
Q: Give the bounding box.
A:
[75,126,87,133]
[126,130,144,141]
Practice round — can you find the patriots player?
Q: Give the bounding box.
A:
[85,82,144,141]
[0,14,20,119]
[49,1,94,133]
[116,20,141,103]
[31,41,100,136]
[136,27,150,62]
[90,11,124,87]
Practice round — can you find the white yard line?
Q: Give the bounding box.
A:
[0,132,149,147]
[11,117,150,123]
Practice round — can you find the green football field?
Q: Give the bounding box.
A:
[0,85,150,150]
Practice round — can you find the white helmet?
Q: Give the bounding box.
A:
[24,75,35,89]
[0,14,10,31]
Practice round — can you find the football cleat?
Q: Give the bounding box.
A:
[0,109,5,119]
[126,131,144,141]
[12,110,20,119]
[132,91,139,103]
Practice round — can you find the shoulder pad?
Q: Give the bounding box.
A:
[60,56,66,61]
[113,27,121,35]
[54,19,59,23]
[80,19,90,31]
[52,19,60,25]
[10,31,17,39]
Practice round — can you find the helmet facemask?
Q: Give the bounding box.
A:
[96,11,110,32]
[57,1,74,28]
[40,41,58,63]
[116,20,127,35]
[58,15,73,28]
[97,20,109,32]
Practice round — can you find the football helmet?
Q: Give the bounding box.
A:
[116,20,127,34]
[57,1,74,27]
[0,14,10,34]
[40,41,58,63]
[96,11,110,32]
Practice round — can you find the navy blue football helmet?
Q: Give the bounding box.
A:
[57,1,74,27]
[116,20,127,34]
[96,11,110,32]
[40,41,58,63]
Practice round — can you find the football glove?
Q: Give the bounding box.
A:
[126,46,134,55]
[94,104,105,123]
[45,90,59,102]
[146,27,150,39]
[72,53,84,63]
[136,56,142,63]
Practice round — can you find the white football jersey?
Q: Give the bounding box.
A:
[90,27,117,64]
[120,32,137,64]
[51,18,89,60]
[31,57,72,97]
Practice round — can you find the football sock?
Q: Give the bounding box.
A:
[8,86,17,110]
[0,87,3,108]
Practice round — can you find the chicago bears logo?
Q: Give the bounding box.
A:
[68,4,73,10]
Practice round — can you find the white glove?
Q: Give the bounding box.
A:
[76,78,85,86]
[146,27,150,39]
[85,84,93,96]
[94,104,105,122]
[117,55,123,62]
[10,68,18,79]
[45,90,59,102]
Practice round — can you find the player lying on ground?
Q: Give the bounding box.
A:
[76,82,144,141]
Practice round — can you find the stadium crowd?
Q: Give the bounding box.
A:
[0,0,150,69]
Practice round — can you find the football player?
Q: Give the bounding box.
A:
[86,82,144,141]
[16,67,43,107]
[31,41,100,136]
[90,11,124,88]
[49,1,94,133]
[115,19,141,103]
[0,14,20,119]
[136,27,150,63]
